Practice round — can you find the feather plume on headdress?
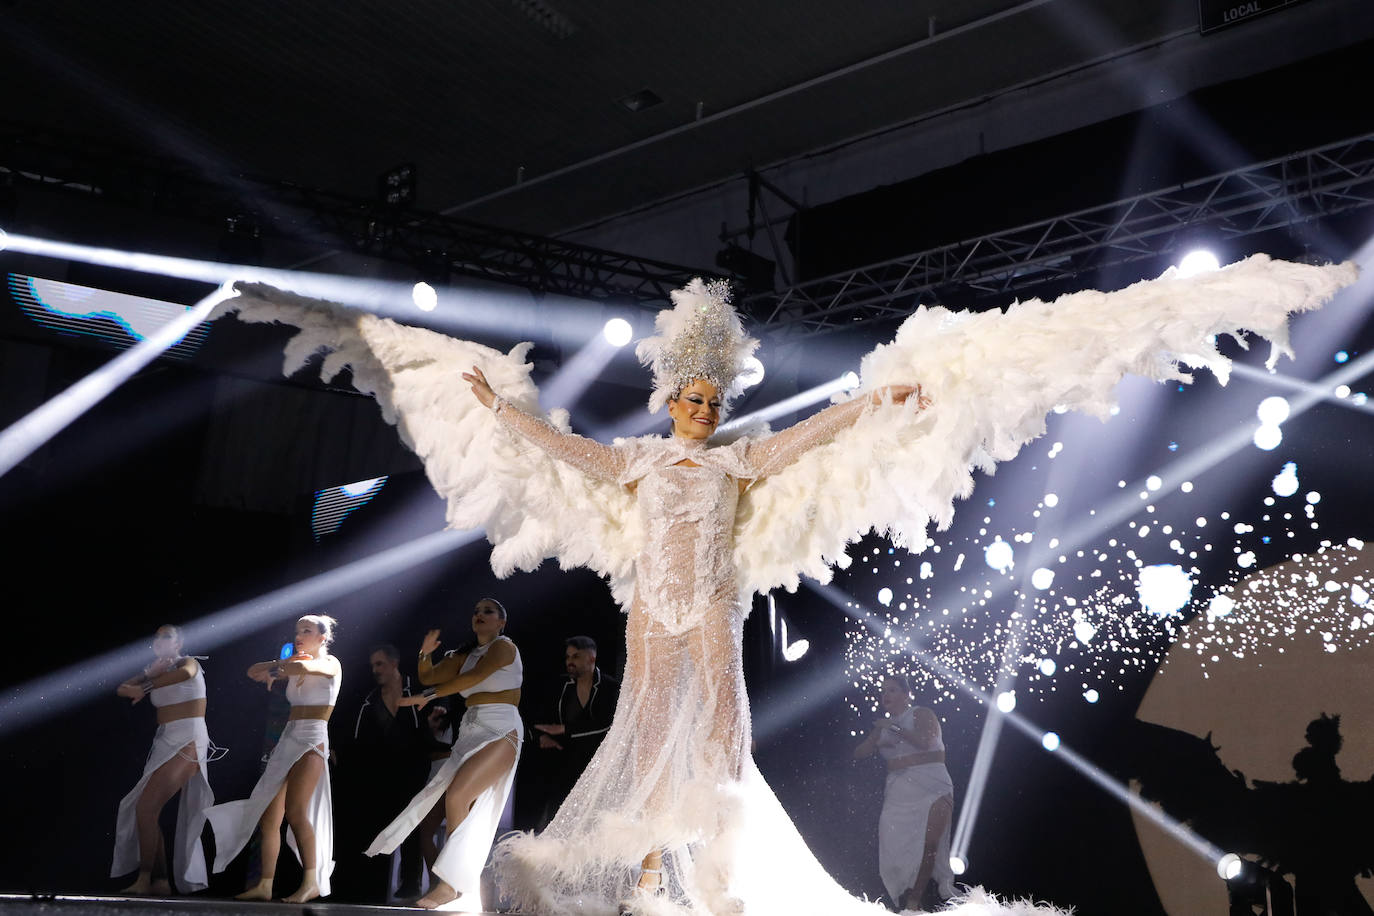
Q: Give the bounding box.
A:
[635,278,760,413]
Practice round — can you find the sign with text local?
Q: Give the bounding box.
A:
[1198,0,1310,34]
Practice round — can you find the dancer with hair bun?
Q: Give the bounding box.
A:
[205,614,341,903]
[112,624,216,895]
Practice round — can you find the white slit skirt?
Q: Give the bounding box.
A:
[879,762,955,903]
[205,718,334,896]
[368,703,521,906]
[111,717,214,891]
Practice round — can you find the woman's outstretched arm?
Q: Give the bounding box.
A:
[464,365,628,483]
[743,385,930,480]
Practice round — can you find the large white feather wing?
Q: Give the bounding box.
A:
[215,283,640,589]
[733,254,1359,596]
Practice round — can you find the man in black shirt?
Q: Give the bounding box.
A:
[334,644,429,903]
[532,636,620,827]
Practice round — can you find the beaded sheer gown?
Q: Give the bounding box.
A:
[487,396,881,915]
[212,254,1357,916]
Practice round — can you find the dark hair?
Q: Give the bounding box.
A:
[369,643,400,662]
[298,614,338,646]
[565,635,597,653]
[476,597,507,620]
[449,597,509,656]
[881,672,914,695]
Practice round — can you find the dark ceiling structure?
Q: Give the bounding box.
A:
[4,0,1373,282]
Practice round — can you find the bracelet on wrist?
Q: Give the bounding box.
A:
[421,687,438,700]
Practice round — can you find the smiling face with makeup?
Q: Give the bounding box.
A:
[667,379,722,440]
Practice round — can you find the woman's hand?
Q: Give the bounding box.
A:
[247,660,279,686]
[397,693,433,708]
[116,682,145,703]
[419,629,442,657]
[461,366,496,409]
[870,384,931,411]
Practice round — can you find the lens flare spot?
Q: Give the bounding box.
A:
[1271,462,1299,498]
[1137,564,1193,616]
[1256,396,1290,425]
[984,540,1014,573]
[1253,424,1282,451]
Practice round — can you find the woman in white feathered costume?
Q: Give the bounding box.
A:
[213,254,1356,916]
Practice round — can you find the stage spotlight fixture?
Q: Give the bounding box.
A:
[218,213,263,265]
[1217,853,1244,881]
[996,690,1016,713]
[1256,396,1291,425]
[1042,732,1061,751]
[1177,249,1221,277]
[1335,350,1350,363]
[1031,567,1055,590]
[842,371,860,389]
[949,856,967,875]
[0,227,8,251]
[413,281,438,312]
[618,88,664,113]
[602,317,633,347]
[738,355,766,389]
[379,162,417,207]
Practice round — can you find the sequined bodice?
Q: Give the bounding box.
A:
[634,461,741,633]
[489,392,871,634]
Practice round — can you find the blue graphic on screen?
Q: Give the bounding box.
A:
[279,642,294,661]
[311,476,389,541]
[7,273,210,358]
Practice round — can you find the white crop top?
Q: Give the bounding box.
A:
[877,706,943,759]
[150,661,206,707]
[457,638,523,697]
[286,669,341,706]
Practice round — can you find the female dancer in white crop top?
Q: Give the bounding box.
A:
[367,597,523,910]
[853,675,956,911]
[205,614,342,903]
[112,624,216,895]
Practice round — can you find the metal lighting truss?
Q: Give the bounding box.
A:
[747,131,1374,337]
[0,122,707,304]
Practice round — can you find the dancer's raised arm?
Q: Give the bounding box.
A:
[742,384,929,480]
[464,366,628,484]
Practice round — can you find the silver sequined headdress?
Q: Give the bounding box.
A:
[636,278,760,413]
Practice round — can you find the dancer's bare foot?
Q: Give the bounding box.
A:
[235,878,273,901]
[149,878,173,896]
[120,872,152,895]
[416,880,460,909]
[282,880,320,904]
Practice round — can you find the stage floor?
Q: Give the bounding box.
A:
[0,895,498,915]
